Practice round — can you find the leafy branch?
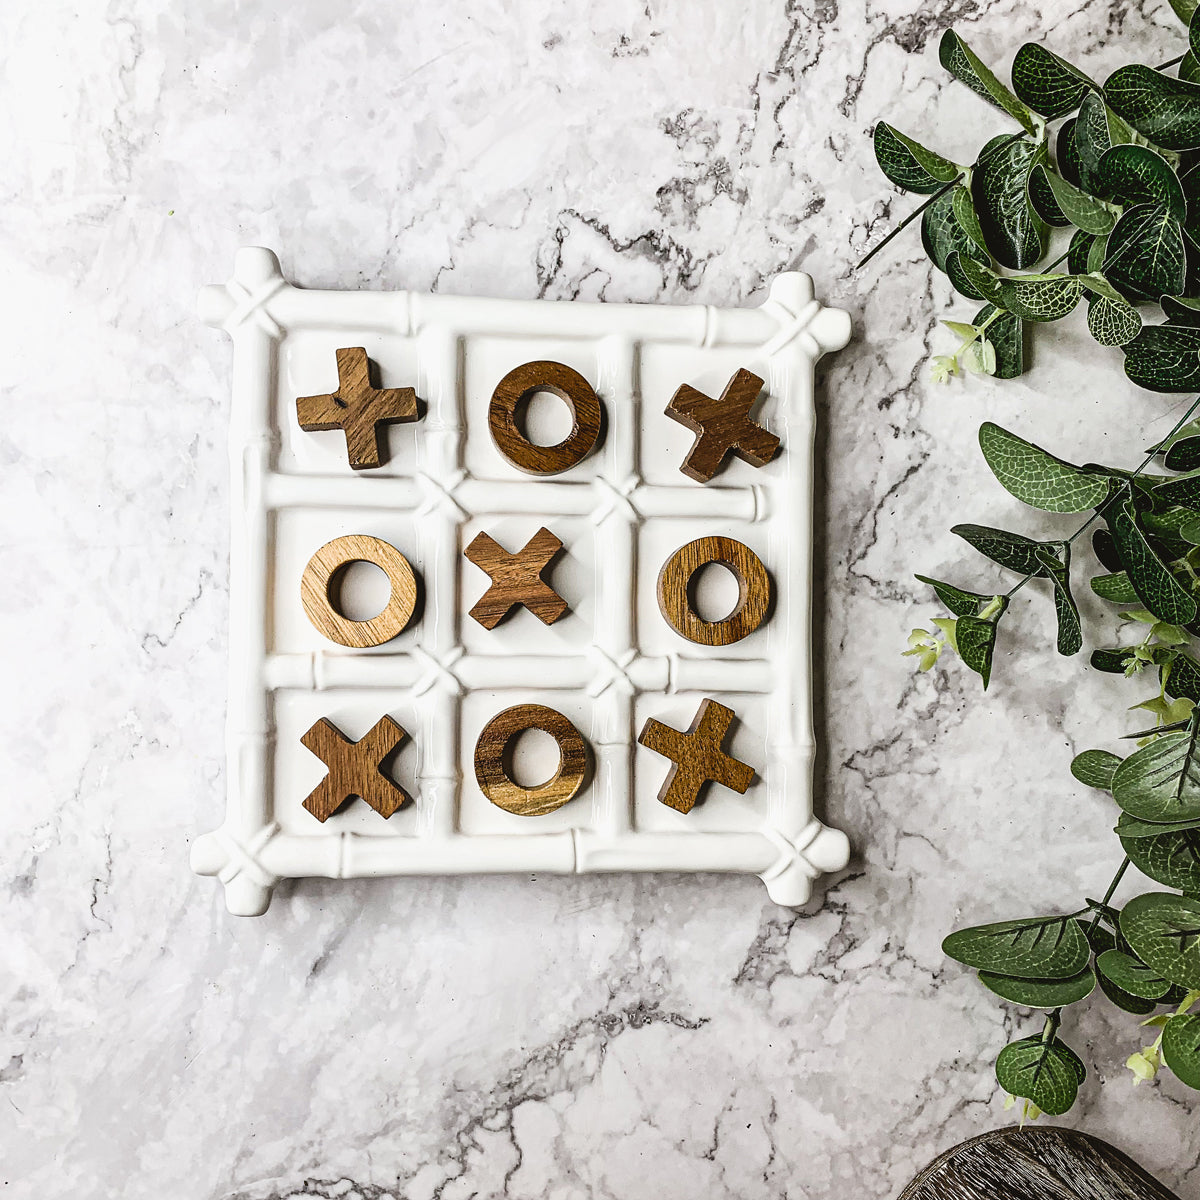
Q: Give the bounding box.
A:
[869,11,1200,1116]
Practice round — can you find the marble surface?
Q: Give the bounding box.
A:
[4,0,1199,1197]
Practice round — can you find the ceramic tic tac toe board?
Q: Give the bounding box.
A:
[191,247,852,915]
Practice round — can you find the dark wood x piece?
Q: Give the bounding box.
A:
[299,715,410,822]
[296,347,419,470]
[637,698,754,813]
[464,526,567,629]
[665,367,780,483]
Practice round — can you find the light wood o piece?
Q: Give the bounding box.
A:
[301,534,418,648]
[488,360,602,475]
[657,536,771,646]
[474,704,590,817]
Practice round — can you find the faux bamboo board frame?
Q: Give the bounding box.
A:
[191,247,852,916]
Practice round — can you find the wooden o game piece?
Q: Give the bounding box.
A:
[488,360,602,475]
[296,346,419,470]
[301,534,418,648]
[657,536,771,646]
[300,715,411,822]
[637,698,754,814]
[665,367,780,482]
[474,704,590,817]
[464,526,567,629]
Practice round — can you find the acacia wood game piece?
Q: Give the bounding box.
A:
[665,367,779,482]
[488,359,602,475]
[301,534,418,648]
[637,698,754,814]
[657,535,771,646]
[897,1127,1179,1200]
[296,346,419,470]
[474,703,590,816]
[299,715,411,822]
[464,526,567,629]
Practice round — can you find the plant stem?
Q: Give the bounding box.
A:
[1158,53,1187,70]
[857,175,962,270]
[1003,395,1200,602]
[857,129,1028,270]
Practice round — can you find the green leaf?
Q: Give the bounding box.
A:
[1169,653,1200,703]
[1011,43,1096,119]
[974,303,1025,379]
[1034,165,1117,235]
[1071,748,1122,790]
[1077,92,1125,188]
[1097,967,1159,1013]
[1086,295,1144,347]
[1103,203,1187,302]
[1110,498,1199,624]
[1166,435,1200,471]
[1095,948,1174,999]
[943,914,1090,979]
[940,31,1039,134]
[946,251,990,302]
[1163,1012,1200,1088]
[1182,51,1200,86]
[1121,892,1200,989]
[1153,468,1200,509]
[1124,323,1200,391]
[978,421,1110,513]
[979,966,1096,1008]
[995,1036,1082,1115]
[952,185,991,255]
[955,255,1006,307]
[922,186,989,273]
[914,574,990,617]
[971,135,1049,269]
[1105,65,1200,151]
[1097,144,1187,218]
[1058,117,1085,187]
[1175,0,1200,26]
[1162,294,1200,327]
[996,273,1083,322]
[957,612,1003,689]
[1116,811,1200,838]
[873,122,960,194]
[952,523,1046,574]
[1035,543,1082,656]
[1111,722,1200,823]
[1091,571,1141,604]
[1122,828,1200,892]
[1027,163,1069,227]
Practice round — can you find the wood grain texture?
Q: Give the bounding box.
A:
[474,703,590,816]
[897,1128,1180,1200]
[488,359,602,475]
[664,367,779,483]
[299,715,410,822]
[657,536,771,646]
[296,346,419,470]
[464,526,567,629]
[301,534,418,648]
[637,697,754,813]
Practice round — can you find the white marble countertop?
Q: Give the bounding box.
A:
[4,1,1199,1196]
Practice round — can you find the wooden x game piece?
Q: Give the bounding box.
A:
[299,715,410,822]
[665,367,780,483]
[464,526,567,629]
[637,698,754,813]
[296,347,419,470]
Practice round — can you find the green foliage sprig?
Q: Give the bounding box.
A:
[868,12,1200,1116]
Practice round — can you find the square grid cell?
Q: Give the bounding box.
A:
[191,247,852,915]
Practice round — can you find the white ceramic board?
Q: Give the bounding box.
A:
[191,246,852,915]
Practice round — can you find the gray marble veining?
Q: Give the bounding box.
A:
[2,0,1198,1197]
